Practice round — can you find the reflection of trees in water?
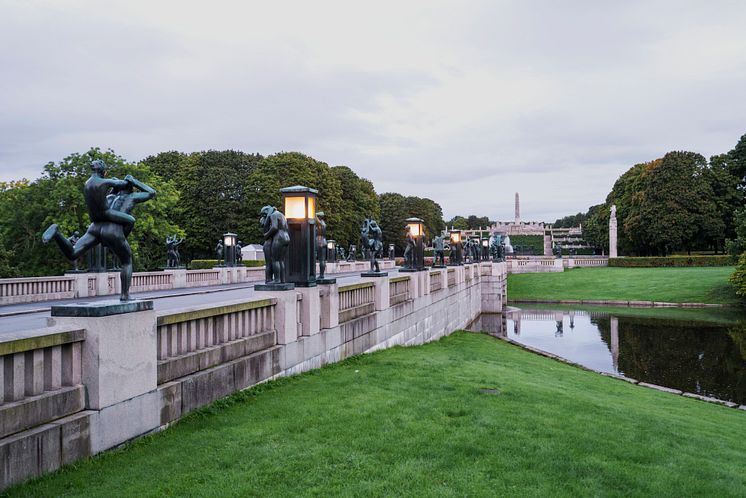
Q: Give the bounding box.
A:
[595,316,746,404]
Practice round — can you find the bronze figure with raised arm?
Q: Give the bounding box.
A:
[42,159,156,301]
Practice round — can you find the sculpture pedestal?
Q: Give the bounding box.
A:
[317,278,337,284]
[361,271,388,277]
[399,268,425,273]
[255,282,295,291]
[431,265,446,269]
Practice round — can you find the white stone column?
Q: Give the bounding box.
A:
[50,304,157,410]
[319,283,339,330]
[366,276,390,311]
[609,204,618,258]
[610,316,619,372]
[296,287,320,336]
[254,290,299,344]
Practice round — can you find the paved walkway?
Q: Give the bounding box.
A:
[0,270,392,335]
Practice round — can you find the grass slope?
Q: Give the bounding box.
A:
[508,266,740,304]
[8,333,746,497]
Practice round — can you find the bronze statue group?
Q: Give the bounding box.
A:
[43,160,508,300]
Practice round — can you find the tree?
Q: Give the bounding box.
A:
[0,148,182,276]
[244,152,343,246]
[143,150,262,260]
[378,193,408,253]
[330,166,379,248]
[445,215,469,230]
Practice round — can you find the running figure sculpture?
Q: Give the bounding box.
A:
[316,212,328,279]
[42,159,156,301]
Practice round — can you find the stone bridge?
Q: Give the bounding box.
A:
[0,262,506,489]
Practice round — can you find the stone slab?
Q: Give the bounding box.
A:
[254,283,295,291]
[51,299,153,317]
[0,385,85,439]
[681,392,739,408]
[89,390,160,453]
[638,382,683,395]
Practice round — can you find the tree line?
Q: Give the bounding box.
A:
[566,134,746,257]
[0,148,445,277]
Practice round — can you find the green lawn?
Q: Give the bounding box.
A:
[508,266,741,304]
[8,333,746,497]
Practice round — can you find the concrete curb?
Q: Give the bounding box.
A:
[494,335,746,412]
[507,299,728,308]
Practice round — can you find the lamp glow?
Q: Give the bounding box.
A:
[284,196,306,219]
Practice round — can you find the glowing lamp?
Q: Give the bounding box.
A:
[280,186,318,287]
[223,232,237,267]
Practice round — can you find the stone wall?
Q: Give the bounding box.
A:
[0,262,506,490]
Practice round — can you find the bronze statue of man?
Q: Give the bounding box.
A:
[42,159,155,301]
[260,205,290,284]
[432,235,446,267]
[316,211,328,279]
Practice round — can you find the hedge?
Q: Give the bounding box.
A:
[609,255,737,268]
[729,253,746,298]
[189,259,265,269]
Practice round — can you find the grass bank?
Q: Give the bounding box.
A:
[508,266,740,305]
[8,333,746,497]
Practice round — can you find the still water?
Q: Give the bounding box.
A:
[470,307,746,405]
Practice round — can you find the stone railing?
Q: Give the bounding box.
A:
[507,257,563,274]
[0,325,85,442]
[0,276,77,305]
[565,257,609,268]
[389,276,410,306]
[338,282,375,323]
[0,262,398,307]
[185,269,221,286]
[131,271,174,292]
[447,269,456,288]
[156,298,277,384]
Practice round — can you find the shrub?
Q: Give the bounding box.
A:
[189,259,264,269]
[609,255,736,268]
[729,253,746,298]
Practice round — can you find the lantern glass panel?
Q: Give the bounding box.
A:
[327,241,334,250]
[284,196,306,219]
[451,232,461,243]
[307,196,316,219]
[408,222,422,237]
[223,234,235,246]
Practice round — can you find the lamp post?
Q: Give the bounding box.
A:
[449,230,462,265]
[281,186,317,287]
[401,217,425,272]
[223,232,237,267]
[327,240,336,263]
[482,238,489,261]
[388,243,395,260]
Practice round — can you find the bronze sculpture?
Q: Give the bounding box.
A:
[432,235,447,267]
[166,235,184,268]
[42,160,155,301]
[316,212,328,279]
[403,226,415,269]
[360,217,383,273]
[260,205,290,284]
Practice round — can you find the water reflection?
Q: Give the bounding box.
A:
[471,308,746,405]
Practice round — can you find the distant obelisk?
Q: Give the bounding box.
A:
[609,204,618,258]
[514,192,520,225]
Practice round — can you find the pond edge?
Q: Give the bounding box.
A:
[489,333,746,412]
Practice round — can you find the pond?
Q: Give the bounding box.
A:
[469,306,746,405]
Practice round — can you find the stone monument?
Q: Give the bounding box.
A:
[609,204,618,258]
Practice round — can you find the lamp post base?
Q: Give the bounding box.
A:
[254,282,296,291]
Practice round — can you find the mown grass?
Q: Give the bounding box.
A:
[7,333,746,497]
[508,266,741,304]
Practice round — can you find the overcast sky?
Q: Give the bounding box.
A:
[2,1,746,222]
